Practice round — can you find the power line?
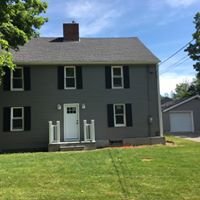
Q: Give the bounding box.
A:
[160,56,190,75]
[159,39,194,66]
[160,55,188,73]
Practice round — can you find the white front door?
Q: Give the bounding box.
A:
[64,104,80,141]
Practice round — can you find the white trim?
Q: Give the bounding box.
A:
[113,104,126,127]
[10,107,24,131]
[10,67,24,91]
[163,95,200,112]
[156,65,163,136]
[63,103,80,141]
[111,66,124,89]
[169,110,194,132]
[64,66,76,89]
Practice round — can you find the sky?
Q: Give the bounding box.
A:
[40,0,200,96]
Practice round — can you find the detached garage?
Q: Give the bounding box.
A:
[162,95,200,135]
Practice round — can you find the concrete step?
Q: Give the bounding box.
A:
[60,145,85,151]
[49,142,96,152]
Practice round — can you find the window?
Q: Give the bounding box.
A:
[11,67,24,91]
[114,104,126,127]
[11,107,24,131]
[112,66,124,89]
[64,66,76,89]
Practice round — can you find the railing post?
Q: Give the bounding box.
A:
[83,120,87,142]
[49,121,53,144]
[56,121,60,143]
[91,120,95,142]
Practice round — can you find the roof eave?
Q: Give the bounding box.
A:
[14,60,159,65]
[163,95,200,112]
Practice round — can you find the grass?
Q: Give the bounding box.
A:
[0,136,200,200]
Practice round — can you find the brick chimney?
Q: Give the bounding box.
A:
[63,21,79,41]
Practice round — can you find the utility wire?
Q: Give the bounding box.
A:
[159,39,194,66]
[160,56,190,75]
[160,55,188,74]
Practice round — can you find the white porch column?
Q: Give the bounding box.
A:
[83,120,87,141]
[48,121,53,144]
[91,120,95,142]
[56,121,60,143]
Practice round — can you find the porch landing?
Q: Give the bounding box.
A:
[48,141,96,152]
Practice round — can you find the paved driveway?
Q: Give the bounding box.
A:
[175,135,200,142]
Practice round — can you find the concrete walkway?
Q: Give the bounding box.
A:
[175,135,200,142]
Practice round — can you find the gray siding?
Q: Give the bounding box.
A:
[0,64,160,151]
[163,98,200,134]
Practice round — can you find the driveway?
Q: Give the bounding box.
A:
[175,134,200,142]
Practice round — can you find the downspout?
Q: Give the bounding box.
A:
[156,64,163,137]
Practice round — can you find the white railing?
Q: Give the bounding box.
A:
[49,121,60,144]
[83,120,95,142]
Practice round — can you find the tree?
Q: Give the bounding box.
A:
[172,81,192,99]
[185,12,200,77]
[0,0,48,83]
[172,78,200,100]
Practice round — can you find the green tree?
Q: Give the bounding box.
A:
[172,78,200,100]
[172,82,192,99]
[0,0,48,83]
[188,77,200,95]
[185,12,200,77]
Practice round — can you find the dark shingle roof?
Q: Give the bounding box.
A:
[162,99,184,110]
[162,95,200,112]
[12,37,160,65]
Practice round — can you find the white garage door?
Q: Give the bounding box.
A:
[170,112,194,132]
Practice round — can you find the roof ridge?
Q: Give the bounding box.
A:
[37,37,138,39]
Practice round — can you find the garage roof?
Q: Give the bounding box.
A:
[162,95,200,112]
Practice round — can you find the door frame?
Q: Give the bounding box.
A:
[63,103,80,141]
[169,110,195,132]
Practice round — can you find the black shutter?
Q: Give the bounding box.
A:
[123,66,130,88]
[3,67,11,91]
[24,67,31,90]
[105,66,111,89]
[3,107,11,131]
[57,66,64,89]
[76,66,83,89]
[24,107,31,131]
[126,104,132,127]
[107,104,114,127]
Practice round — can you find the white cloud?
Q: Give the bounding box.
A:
[159,72,195,95]
[148,0,198,11]
[64,0,122,36]
[164,0,199,7]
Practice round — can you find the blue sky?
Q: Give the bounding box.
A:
[40,0,200,95]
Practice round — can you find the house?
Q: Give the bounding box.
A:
[0,22,165,152]
[162,95,200,135]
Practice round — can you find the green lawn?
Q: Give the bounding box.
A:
[0,136,200,200]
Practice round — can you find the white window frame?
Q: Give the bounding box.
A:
[10,107,24,131]
[11,66,24,91]
[114,104,126,127]
[111,66,124,89]
[64,66,76,89]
